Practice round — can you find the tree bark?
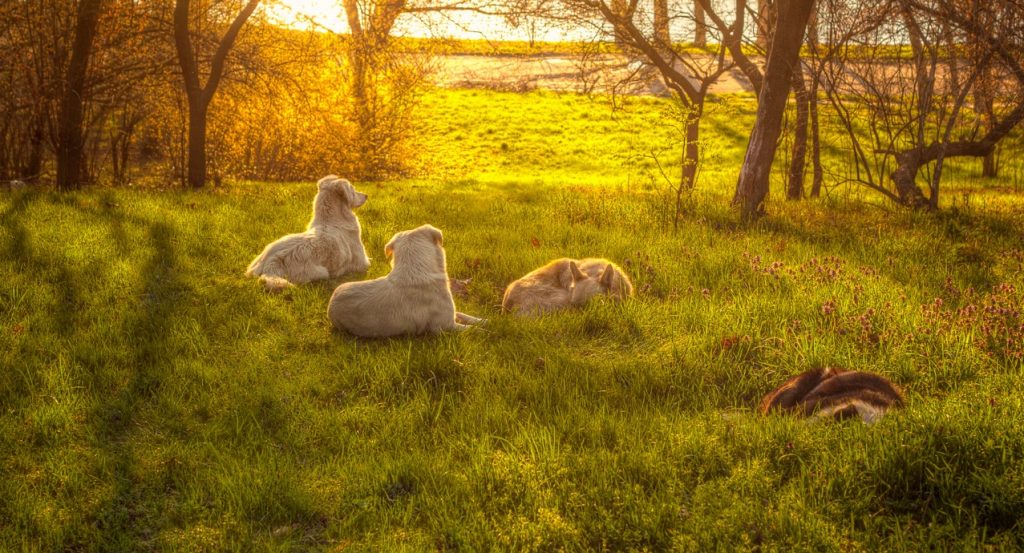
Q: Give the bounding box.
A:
[693,0,706,47]
[808,71,823,198]
[186,99,207,190]
[756,0,773,50]
[733,0,815,219]
[26,119,44,182]
[56,0,103,191]
[807,10,822,197]
[682,114,700,190]
[975,69,998,177]
[611,0,631,52]
[787,61,808,200]
[654,0,671,47]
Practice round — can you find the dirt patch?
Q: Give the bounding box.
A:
[431,54,754,96]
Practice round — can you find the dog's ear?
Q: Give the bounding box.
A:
[428,226,443,247]
[600,264,616,288]
[384,235,398,258]
[569,261,585,283]
[317,175,336,190]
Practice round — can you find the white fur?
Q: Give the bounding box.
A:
[246,175,370,291]
[327,225,485,337]
[815,400,887,424]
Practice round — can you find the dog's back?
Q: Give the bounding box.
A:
[247,176,369,291]
[329,277,454,337]
[502,257,633,315]
[501,258,575,315]
[760,367,904,423]
[328,225,460,337]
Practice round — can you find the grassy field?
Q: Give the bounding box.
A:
[2,88,1024,550]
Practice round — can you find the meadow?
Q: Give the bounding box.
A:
[2,88,1024,550]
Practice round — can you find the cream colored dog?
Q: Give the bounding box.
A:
[246,175,370,291]
[327,225,485,337]
[502,258,634,316]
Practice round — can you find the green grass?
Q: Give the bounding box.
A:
[3,89,1024,550]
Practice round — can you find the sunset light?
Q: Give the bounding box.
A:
[4,0,1024,549]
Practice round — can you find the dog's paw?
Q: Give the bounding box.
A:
[261,276,293,293]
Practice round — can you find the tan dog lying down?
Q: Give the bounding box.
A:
[247,175,370,291]
[502,258,634,316]
[759,367,905,423]
[328,225,485,337]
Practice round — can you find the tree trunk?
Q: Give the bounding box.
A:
[756,0,774,50]
[674,115,701,229]
[654,0,671,47]
[975,69,998,177]
[787,62,809,200]
[891,151,930,208]
[807,10,822,198]
[173,0,259,188]
[809,73,823,198]
[733,0,815,219]
[186,100,207,189]
[693,0,706,47]
[25,120,44,182]
[611,0,631,53]
[56,0,103,191]
[682,115,699,190]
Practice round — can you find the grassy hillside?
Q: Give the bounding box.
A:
[2,89,1024,550]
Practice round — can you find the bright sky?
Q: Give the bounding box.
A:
[269,0,592,41]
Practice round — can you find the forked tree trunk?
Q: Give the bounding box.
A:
[56,0,103,191]
[733,0,816,219]
[174,0,259,188]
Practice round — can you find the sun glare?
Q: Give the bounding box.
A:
[271,0,577,41]
[271,0,348,32]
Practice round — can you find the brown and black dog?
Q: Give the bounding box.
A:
[759,367,904,423]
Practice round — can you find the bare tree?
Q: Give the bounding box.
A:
[816,0,1024,209]
[174,0,260,188]
[574,0,731,196]
[732,0,816,218]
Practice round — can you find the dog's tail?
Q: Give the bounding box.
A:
[246,250,293,293]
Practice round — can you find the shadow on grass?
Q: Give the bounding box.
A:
[83,220,180,549]
[0,191,81,335]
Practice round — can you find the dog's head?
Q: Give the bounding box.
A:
[567,262,630,305]
[314,175,367,221]
[384,224,446,274]
[598,263,633,300]
[567,261,605,306]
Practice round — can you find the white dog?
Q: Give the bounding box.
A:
[327,224,485,337]
[246,175,370,291]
